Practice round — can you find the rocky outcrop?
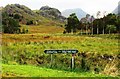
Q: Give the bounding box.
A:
[39,6,66,21]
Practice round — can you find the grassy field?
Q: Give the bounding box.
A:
[2,25,120,77]
[21,25,65,34]
[2,33,118,54]
[2,64,109,77]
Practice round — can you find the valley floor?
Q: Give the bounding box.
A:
[1,26,119,77]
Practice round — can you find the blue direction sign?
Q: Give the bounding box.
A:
[44,49,78,54]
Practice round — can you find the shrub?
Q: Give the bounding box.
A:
[26,20,33,25]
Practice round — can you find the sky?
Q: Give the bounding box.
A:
[0,0,119,16]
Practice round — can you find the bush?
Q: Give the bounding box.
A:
[2,17,20,33]
[106,25,116,34]
[63,30,66,34]
[21,28,28,34]
[26,20,33,25]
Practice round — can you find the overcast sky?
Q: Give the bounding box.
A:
[0,0,119,15]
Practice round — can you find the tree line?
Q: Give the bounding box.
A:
[2,11,120,34]
[64,12,120,34]
[2,12,28,34]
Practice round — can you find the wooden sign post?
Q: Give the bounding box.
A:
[44,49,78,69]
[50,54,53,67]
[71,53,75,69]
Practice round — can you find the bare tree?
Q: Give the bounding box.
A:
[96,11,101,34]
[103,11,107,34]
[85,14,90,34]
[90,16,95,35]
[80,17,86,35]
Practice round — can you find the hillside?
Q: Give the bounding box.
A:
[62,8,87,19]
[2,4,64,26]
[21,25,64,34]
[3,4,39,22]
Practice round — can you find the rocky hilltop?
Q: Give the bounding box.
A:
[38,6,66,21]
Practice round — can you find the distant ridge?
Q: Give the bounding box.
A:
[62,8,87,19]
[118,1,120,15]
[112,1,120,15]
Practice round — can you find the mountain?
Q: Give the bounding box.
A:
[113,1,120,15]
[62,8,87,19]
[3,4,38,19]
[2,4,44,24]
[2,4,64,25]
[113,7,118,14]
[36,6,66,21]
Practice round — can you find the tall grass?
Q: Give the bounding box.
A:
[2,41,119,76]
[2,32,119,76]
